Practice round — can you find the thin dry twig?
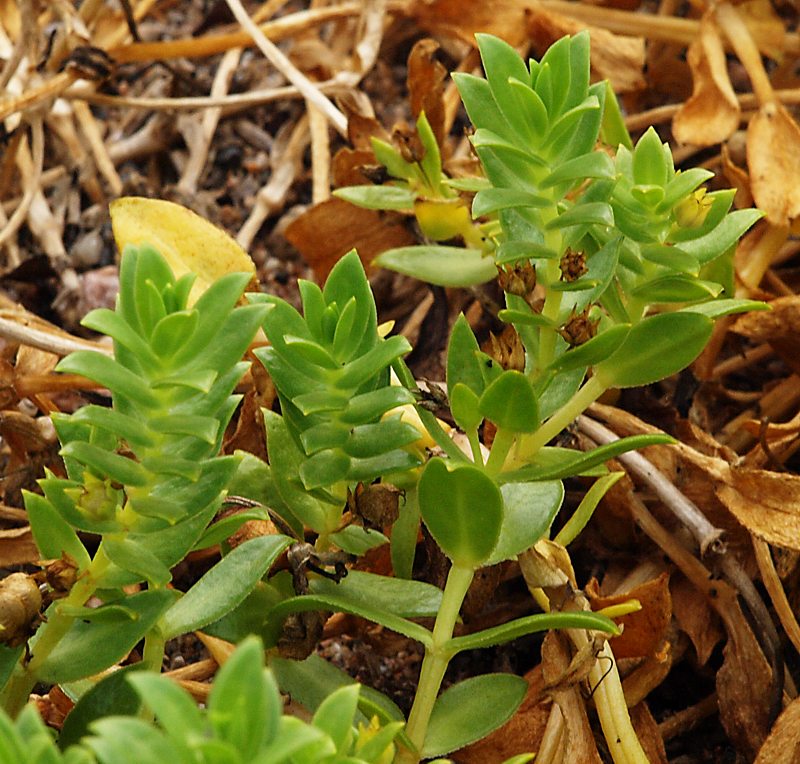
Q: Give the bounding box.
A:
[237,115,310,251]
[0,315,110,357]
[577,413,725,555]
[178,47,243,196]
[224,0,348,136]
[0,116,44,251]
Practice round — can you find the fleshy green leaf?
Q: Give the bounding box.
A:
[595,312,713,388]
[36,590,177,684]
[422,674,528,757]
[159,534,292,639]
[478,370,539,432]
[333,185,416,211]
[374,246,497,287]
[485,481,563,564]
[419,459,503,566]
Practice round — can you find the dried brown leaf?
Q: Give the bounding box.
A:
[747,101,800,225]
[721,141,754,209]
[284,197,416,282]
[541,631,602,763]
[407,39,448,150]
[630,702,668,764]
[716,609,773,758]
[717,467,800,551]
[331,147,381,188]
[586,573,672,660]
[673,13,740,147]
[670,575,724,665]
[737,0,786,56]
[0,526,39,567]
[732,295,800,374]
[754,695,800,763]
[410,0,533,46]
[526,6,645,94]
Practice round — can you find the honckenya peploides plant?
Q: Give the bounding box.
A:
[0,32,763,764]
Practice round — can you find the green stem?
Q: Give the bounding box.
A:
[535,215,563,372]
[581,638,648,764]
[484,427,515,476]
[516,374,607,462]
[141,627,166,674]
[399,563,475,763]
[2,547,111,717]
[467,428,484,466]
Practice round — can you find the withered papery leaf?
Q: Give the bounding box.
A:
[754,695,800,763]
[586,573,672,660]
[526,6,645,94]
[673,12,740,147]
[670,575,724,666]
[410,0,537,45]
[284,198,416,281]
[630,703,668,764]
[717,606,773,758]
[541,631,602,763]
[747,101,800,225]
[716,467,800,551]
[737,0,786,58]
[407,38,448,151]
[732,295,800,375]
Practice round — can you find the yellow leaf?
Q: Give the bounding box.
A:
[109,197,255,303]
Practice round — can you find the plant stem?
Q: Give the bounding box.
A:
[583,639,648,764]
[141,626,166,674]
[516,374,607,462]
[2,547,111,717]
[399,563,475,763]
[467,428,484,466]
[484,426,515,476]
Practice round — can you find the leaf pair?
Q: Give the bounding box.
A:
[254,250,421,489]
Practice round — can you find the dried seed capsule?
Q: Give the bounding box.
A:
[348,482,403,531]
[558,308,599,347]
[559,249,588,282]
[0,573,42,647]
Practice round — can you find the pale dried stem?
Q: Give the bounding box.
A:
[106,112,175,165]
[578,413,725,556]
[0,116,43,250]
[252,0,292,24]
[0,315,109,357]
[178,47,243,196]
[0,203,21,269]
[0,0,34,91]
[715,3,775,105]
[15,130,67,262]
[658,694,718,741]
[307,102,331,204]
[737,223,789,293]
[537,0,797,57]
[352,0,388,81]
[626,89,800,132]
[45,108,103,204]
[712,343,773,379]
[719,375,800,451]
[72,100,123,196]
[110,2,407,63]
[1,168,67,215]
[535,703,567,764]
[224,0,348,136]
[237,116,310,250]
[66,78,345,113]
